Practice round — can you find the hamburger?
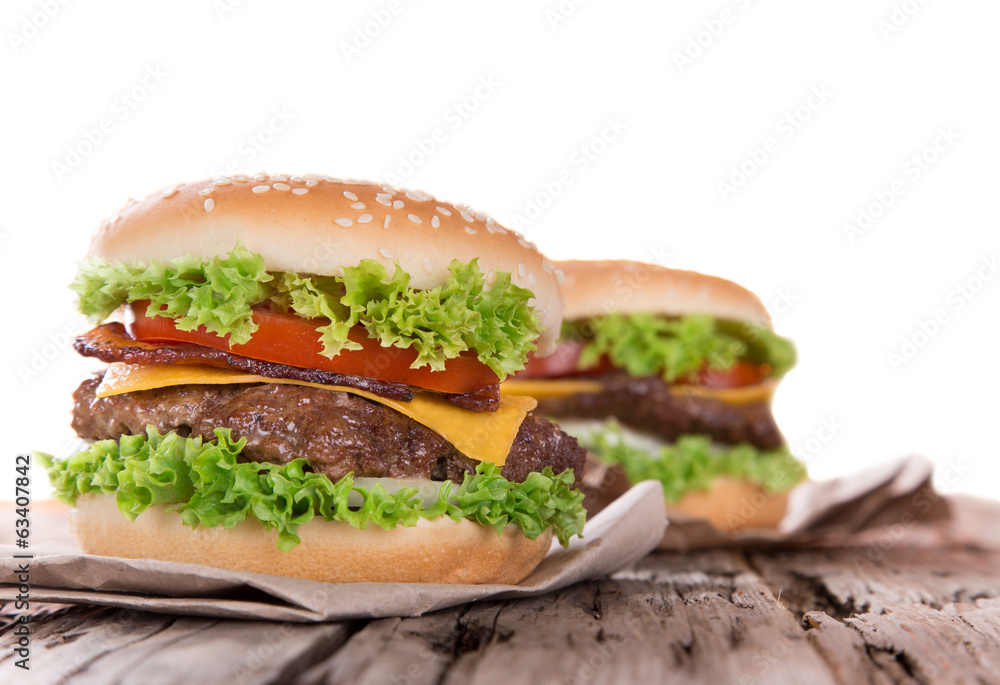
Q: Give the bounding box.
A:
[505,260,805,531]
[41,174,588,584]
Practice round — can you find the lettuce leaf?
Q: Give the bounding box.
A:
[71,245,541,378]
[576,421,806,503]
[40,426,585,551]
[566,313,796,382]
[72,247,272,345]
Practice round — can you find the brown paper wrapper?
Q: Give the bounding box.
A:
[0,481,666,623]
[585,455,953,551]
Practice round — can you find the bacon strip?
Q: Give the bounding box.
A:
[74,323,500,411]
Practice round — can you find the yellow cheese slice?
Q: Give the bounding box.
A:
[668,379,777,406]
[500,376,776,406]
[96,363,537,467]
[499,379,604,399]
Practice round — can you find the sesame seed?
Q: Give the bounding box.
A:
[494,226,507,235]
[272,174,289,182]
[252,185,270,193]
[234,175,248,182]
[381,186,396,195]
[529,273,536,287]
[199,188,214,196]
[357,213,373,223]
[292,188,308,195]
[460,211,475,223]
[485,224,496,234]
[379,248,394,259]
[542,259,554,273]
[431,216,440,228]
[162,187,178,198]
[384,215,392,229]
[351,202,365,210]
[305,179,318,187]
[555,269,565,285]
[436,206,452,216]
[486,216,497,228]
[255,173,268,181]
[343,191,358,201]
[517,237,531,249]
[423,258,433,273]
[291,176,305,182]
[204,198,215,213]
[405,190,431,202]
[335,217,353,227]
[213,178,232,186]
[465,226,477,235]
[518,263,526,278]
[273,183,291,191]
[408,213,422,224]
[375,194,392,206]
[393,200,404,209]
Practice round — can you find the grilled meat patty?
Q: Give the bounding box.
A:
[534,372,784,449]
[72,372,586,486]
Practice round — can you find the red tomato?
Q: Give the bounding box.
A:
[515,341,615,379]
[689,360,766,389]
[517,340,766,388]
[126,301,499,394]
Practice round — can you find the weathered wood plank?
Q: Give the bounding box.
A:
[297,611,460,685]
[0,604,351,685]
[4,545,1000,685]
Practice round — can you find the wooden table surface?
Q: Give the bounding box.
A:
[3,500,1000,684]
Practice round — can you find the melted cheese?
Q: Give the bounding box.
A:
[668,379,777,406]
[96,363,537,467]
[499,379,604,399]
[500,377,776,406]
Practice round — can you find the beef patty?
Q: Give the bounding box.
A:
[534,372,784,449]
[72,372,586,486]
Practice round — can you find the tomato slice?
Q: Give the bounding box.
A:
[687,360,766,389]
[126,301,499,394]
[517,340,767,388]
[515,341,616,379]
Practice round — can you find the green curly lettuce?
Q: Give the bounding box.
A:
[39,426,585,551]
[71,247,273,346]
[577,421,806,503]
[70,245,541,378]
[565,313,796,382]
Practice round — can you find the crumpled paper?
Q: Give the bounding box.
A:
[0,480,666,623]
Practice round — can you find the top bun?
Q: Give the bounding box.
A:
[88,174,563,354]
[556,260,771,328]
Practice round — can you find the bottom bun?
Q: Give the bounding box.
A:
[70,496,552,585]
[668,476,789,531]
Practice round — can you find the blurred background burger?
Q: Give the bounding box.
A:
[507,259,804,531]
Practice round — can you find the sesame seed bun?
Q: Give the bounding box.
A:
[87,174,563,355]
[70,495,552,585]
[555,260,770,328]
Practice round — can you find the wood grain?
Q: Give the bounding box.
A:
[3,501,1000,684]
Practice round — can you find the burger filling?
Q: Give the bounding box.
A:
[71,371,587,487]
[510,312,804,498]
[72,243,541,386]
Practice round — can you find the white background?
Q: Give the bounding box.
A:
[2,0,998,502]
